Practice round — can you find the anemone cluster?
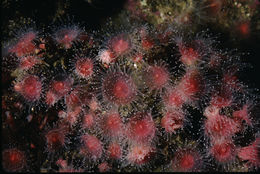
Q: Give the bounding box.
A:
[1,0,260,173]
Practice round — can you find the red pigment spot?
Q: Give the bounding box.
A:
[127,113,155,143]
[65,90,81,110]
[102,72,137,105]
[109,34,131,55]
[204,0,223,15]
[205,114,239,138]
[98,162,111,172]
[141,37,154,50]
[203,105,220,118]
[237,22,250,37]
[132,53,143,63]
[46,128,66,151]
[108,142,122,159]
[104,112,123,137]
[19,55,40,70]
[210,95,232,108]
[211,140,236,163]
[163,88,185,108]
[179,46,200,66]
[51,79,71,97]
[82,113,94,129]
[75,58,94,79]
[39,43,45,49]
[113,79,131,100]
[14,102,22,109]
[2,148,26,172]
[9,31,36,57]
[57,160,82,173]
[223,74,239,90]
[172,149,201,172]
[30,143,35,149]
[15,75,42,102]
[238,138,260,166]
[179,154,195,171]
[161,111,184,133]
[99,49,116,65]
[233,104,252,125]
[144,65,169,90]
[45,90,59,106]
[56,159,68,169]
[81,134,103,160]
[127,144,154,165]
[179,70,200,98]
[14,80,25,92]
[66,106,82,126]
[88,97,100,111]
[55,28,79,49]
